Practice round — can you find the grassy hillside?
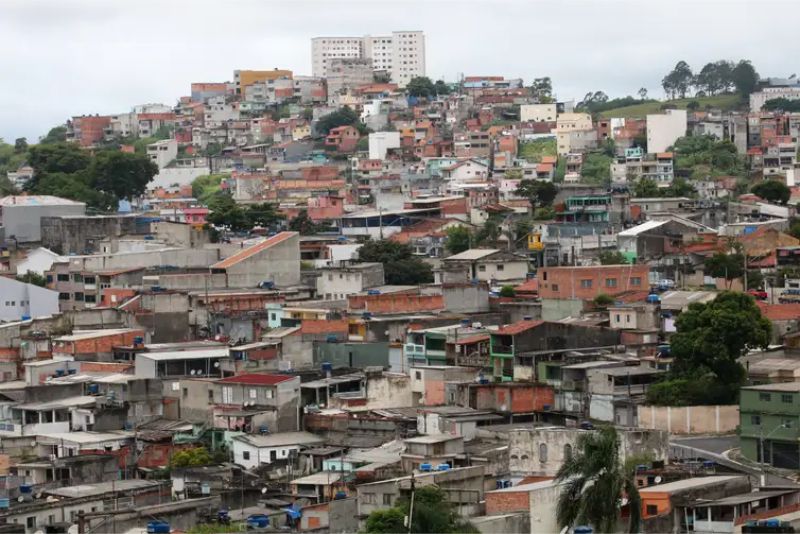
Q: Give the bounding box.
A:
[598,94,744,119]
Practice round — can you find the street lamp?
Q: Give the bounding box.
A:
[759,420,792,466]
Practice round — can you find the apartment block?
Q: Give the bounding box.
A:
[311,31,425,87]
[538,264,651,300]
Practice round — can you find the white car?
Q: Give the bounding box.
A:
[658,279,675,289]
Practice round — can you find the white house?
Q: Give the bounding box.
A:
[368,131,401,160]
[0,277,59,322]
[16,247,67,277]
[146,139,178,169]
[232,431,323,469]
[646,109,688,153]
[441,159,489,184]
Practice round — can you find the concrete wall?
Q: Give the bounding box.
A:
[224,233,300,288]
[2,202,86,243]
[66,248,219,271]
[540,298,584,321]
[444,284,490,314]
[41,215,148,255]
[637,405,739,434]
[150,165,211,189]
[472,513,530,534]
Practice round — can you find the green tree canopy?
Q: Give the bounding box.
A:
[672,135,746,179]
[88,150,158,200]
[633,178,660,198]
[433,80,451,95]
[752,180,790,205]
[530,77,553,103]
[357,239,433,285]
[445,226,471,255]
[705,251,745,286]
[598,251,628,265]
[671,291,771,387]
[662,60,694,99]
[171,447,213,468]
[39,125,68,144]
[556,426,641,533]
[364,485,478,534]
[288,210,333,235]
[316,106,361,135]
[731,60,759,96]
[405,77,436,98]
[516,179,558,208]
[762,98,800,112]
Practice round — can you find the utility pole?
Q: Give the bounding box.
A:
[406,471,416,534]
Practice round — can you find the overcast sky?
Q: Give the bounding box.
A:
[1,0,795,141]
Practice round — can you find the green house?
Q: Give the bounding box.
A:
[740,382,800,469]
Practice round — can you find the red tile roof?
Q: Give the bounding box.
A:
[454,334,490,345]
[756,302,800,321]
[515,279,539,294]
[211,232,297,269]
[217,374,294,385]
[495,320,544,336]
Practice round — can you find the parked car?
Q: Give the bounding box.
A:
[658,279,675,290]
[747,289,768,300]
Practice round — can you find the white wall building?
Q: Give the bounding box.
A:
[311,31,425,87]
[204,96,239,128]
[0,277,59,322]
[147,139,178,169]
[368,131,401,160]
[520,103,557,123]
[0,195,86,243]
[232,432,323,470]
[16,247,66,277]
[646,109,688,153]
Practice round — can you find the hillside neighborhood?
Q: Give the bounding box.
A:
[5,28,800,534]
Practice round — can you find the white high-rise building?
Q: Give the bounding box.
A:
[311,31,425,87]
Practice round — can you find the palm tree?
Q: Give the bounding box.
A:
[555,426,641,533]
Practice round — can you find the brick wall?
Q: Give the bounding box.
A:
[538,265,650,300]
[486,490,530,514]
[348,293,444,313]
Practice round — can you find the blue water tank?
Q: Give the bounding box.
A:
[0,498,9,509]
[326,334,338,343]
[67,369,77,375]
[419,463,432,472]
[503,480,512,488]
[362,312,372,320]
[574,527,593,534]
[334,491,347,500]
[321,362,333,374]
[19,484,31,494]
[495,480,504,489]
[87,384,100,395]
[367,289,381,296]
[21,315,30,321]
[147,521,170,534]
[436,464,450,471]
[133,336,144,345]
[55,369,65,377]
[646,293,661,304]
[460,319,471,327]
[247,514,270,528]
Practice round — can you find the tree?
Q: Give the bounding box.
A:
[499,285,516,298]
[695,61,734,96]
[14,138,27,154]
[686,100,700,111]
[357,239,433,285]
[433,80,451,95]
[364,485,478,534]
[87,150,158,200]
[673,135,746,180]
[662,61,694,99]
[705,251,745,287]
[27,142,91,177]
[445,226,471,255]
[192,174,225,204]
[731,60,759,96]
[530,77,553,103]
[17,271,46,287]
[637,87,648,100]
[752,180,790,205]
[288,210,331,235]
[170,447,213,468]
[206,192,250,231]
[633,177,659,198]
[406,77,436,98]
[556,426,641,534]
[316,106,360,135]
[671,291,770,394]
[665,177,696,198]
[473,219,501,247]
[516,179,558,208]
[598,251,628,265]
[39,125,67,144]
[246,202,284,228]
[763,98,800,112]
[593,293,615,307]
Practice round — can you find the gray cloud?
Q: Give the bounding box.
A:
[0,0,795,140]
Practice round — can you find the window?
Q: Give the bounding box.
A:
[74,292,84,302]
[85,294,96,303]
[415,371,422,380]
[27,517,36,529]
[605,278,618,288]
[363,493,376,504]
[782,418,794,429]
[266,389,274,399]
[539,443,548,463]
[478,265,486,272]
[564,444,572,461]
[751,415,762,426]
[72,274,83,283]
[58,292,70,300]
[57,274,69,282]
[631,277,642,286]
[783,394,794,403]
[182,388,188,399]
[171,382,180,391]
[249,389,258,399]
[496,264,504,271]
[383,494,393,505]
[243,451,251,460]
[552,284,559,292]
[646,505,658,516]
[580,279,592,289]
[208,390,214,401]
[84,276,96,285]
[759,393,772,402]
[615,314,621,322]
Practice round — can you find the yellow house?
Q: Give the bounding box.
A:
[235,69,293,94]
[293,124,311,141]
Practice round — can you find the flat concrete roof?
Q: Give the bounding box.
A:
[639,475,744,494]
[46,479,160,498]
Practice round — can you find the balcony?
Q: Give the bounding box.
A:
[492,344,514,355]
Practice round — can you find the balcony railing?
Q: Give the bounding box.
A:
[492,344,513,355]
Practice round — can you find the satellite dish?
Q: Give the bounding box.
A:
[654,476,662,484]
[214,362,220,368]
[261,487,267,494]
[17,496,24,503]
[190,370,196,375]
[30,441,36,448]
